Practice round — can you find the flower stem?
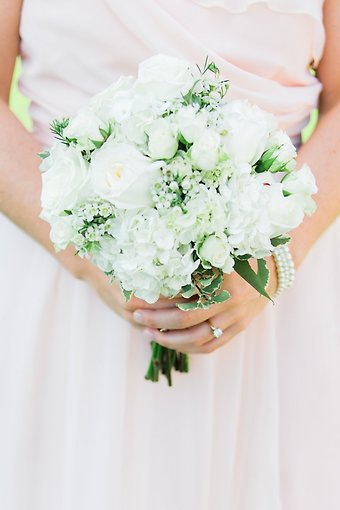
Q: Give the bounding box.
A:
[145,342,190,385]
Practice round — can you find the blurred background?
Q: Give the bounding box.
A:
[9,58,318,141]
[9,58,32,131]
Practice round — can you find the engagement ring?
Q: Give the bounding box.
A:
[207,320,223,339]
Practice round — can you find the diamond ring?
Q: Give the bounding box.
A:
[207,320,223,338]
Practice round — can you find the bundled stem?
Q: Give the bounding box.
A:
[145,341,189,387]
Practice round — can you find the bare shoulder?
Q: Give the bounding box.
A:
[0,0,23,103]
[317,0,340,113]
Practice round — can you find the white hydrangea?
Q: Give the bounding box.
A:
[107,209,199,303]
[222,170,273,258]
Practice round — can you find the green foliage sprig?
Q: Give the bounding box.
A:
[50,118,77,146]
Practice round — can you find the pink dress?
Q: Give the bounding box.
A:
[0,1,339,508]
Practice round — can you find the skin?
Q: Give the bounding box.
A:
[0,0,339,354]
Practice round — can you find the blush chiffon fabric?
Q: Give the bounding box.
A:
[0,1,339,509]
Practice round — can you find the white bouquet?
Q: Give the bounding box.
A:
[40,55,317,385]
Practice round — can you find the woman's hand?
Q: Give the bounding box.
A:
[79,259,189,327]
[132,257,278,354]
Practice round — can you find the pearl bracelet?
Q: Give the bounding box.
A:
[272,244,295,299]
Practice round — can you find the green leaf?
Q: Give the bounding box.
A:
[122,288,133,302]
[181,285,197,298]
[99,127,108,139]
[207,61,219,74]
[198,300,213,309]
[271,236,290,247]
[201,271,223,294]
[209,290,231,304]
[196,275,215,287]
[90,139,105,149]
[38,150,50,160]
[254,156,278,173]
[177,300,201,311]
[237,253,252,260]
[234,258,272,301]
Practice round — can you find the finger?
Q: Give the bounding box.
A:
[142,310,239,353]
[198,321,246,354]
[143,322,210,353]
[133,300,228,330]
[124,294,190,312]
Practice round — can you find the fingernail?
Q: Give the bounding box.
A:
[133,311,144,324]
[143,329,155,340]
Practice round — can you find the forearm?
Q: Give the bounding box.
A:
[0,98,90,278]
[290,101,340,268]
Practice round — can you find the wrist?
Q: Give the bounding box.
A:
[54,246,93,282]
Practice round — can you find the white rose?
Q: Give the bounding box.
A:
[176,105,208,143]
[191,130,220,171]
[41,144,89,215]
[219,100,277,164]
[146,118,178,160]
[266,185,305,237]
[199,234,234,273]
[282,163,317,215]
[136,54,195,100]
[64,109,103,150]
[88,76,135,123]
[49,216,76,251]
[120,109,154,145]
[90,141,162,209]
[265,130,297,171]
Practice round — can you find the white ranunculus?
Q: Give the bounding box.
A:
[219,100,277,164]
[136,54,195,100]
[146,118,178,160]
[199,233,234,273]
[191,130,220,171]
[176,105,208,143]
[49,216,76,251]
[41,144,89,215]
[91,141,162,209]
[266,185,305,237]
[282,163,317,215]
